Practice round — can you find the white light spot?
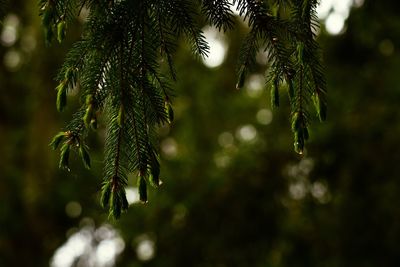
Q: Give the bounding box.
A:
[245,74,264,98]
[316,0,334,19]
[299,158,314,175]
[65,201,82,218]
[286,158,314,179]
[1,26,17,46]
[136,239,155,261]
[311,181,327,199]
[317,0,363,35]
[325,13,345,35]
[161,137,178,159]
[228,0,240,16]
[218,132,234,148]
[333,0,352,17]
[51,224,125,267]
[0,14,20,47]
[95,238,125,265]
[256,109,273,125]
[202,26,227,68]
[353,0,365,8]
[4,50,22,70]
[4,14,20,28]
[51,229,92,267]
[311,181,331,204]
[94,225,113,241]
[236,124,257,142]
[125,187,140,205]
[289,182,307,200]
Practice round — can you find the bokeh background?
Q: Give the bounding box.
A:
[1,0,400,266]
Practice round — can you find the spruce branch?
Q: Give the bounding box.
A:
[0,0,8,19]
[201,0,235,31]
[44,0,327,218]
[233,0,325,153]
[166,0,210,57]
[236,28,260,89]
[153,4,178,80]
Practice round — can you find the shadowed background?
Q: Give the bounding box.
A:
[1,0,400,266]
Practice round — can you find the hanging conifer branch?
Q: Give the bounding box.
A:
[289,0,327,153]
[43,0,327,218]
[0,0,8,21]
[201,0,235,31]
[233,0,325,153]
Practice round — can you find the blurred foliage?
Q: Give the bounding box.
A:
[1,0,400,266]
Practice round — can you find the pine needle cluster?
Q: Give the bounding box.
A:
[233,0,327,154]
[0,0,8,20]
[42,0,326,219]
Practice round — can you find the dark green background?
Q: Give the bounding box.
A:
[1,0,400,266]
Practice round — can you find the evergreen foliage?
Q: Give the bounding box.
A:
[0,0,8,20]
[41,0,326,218]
